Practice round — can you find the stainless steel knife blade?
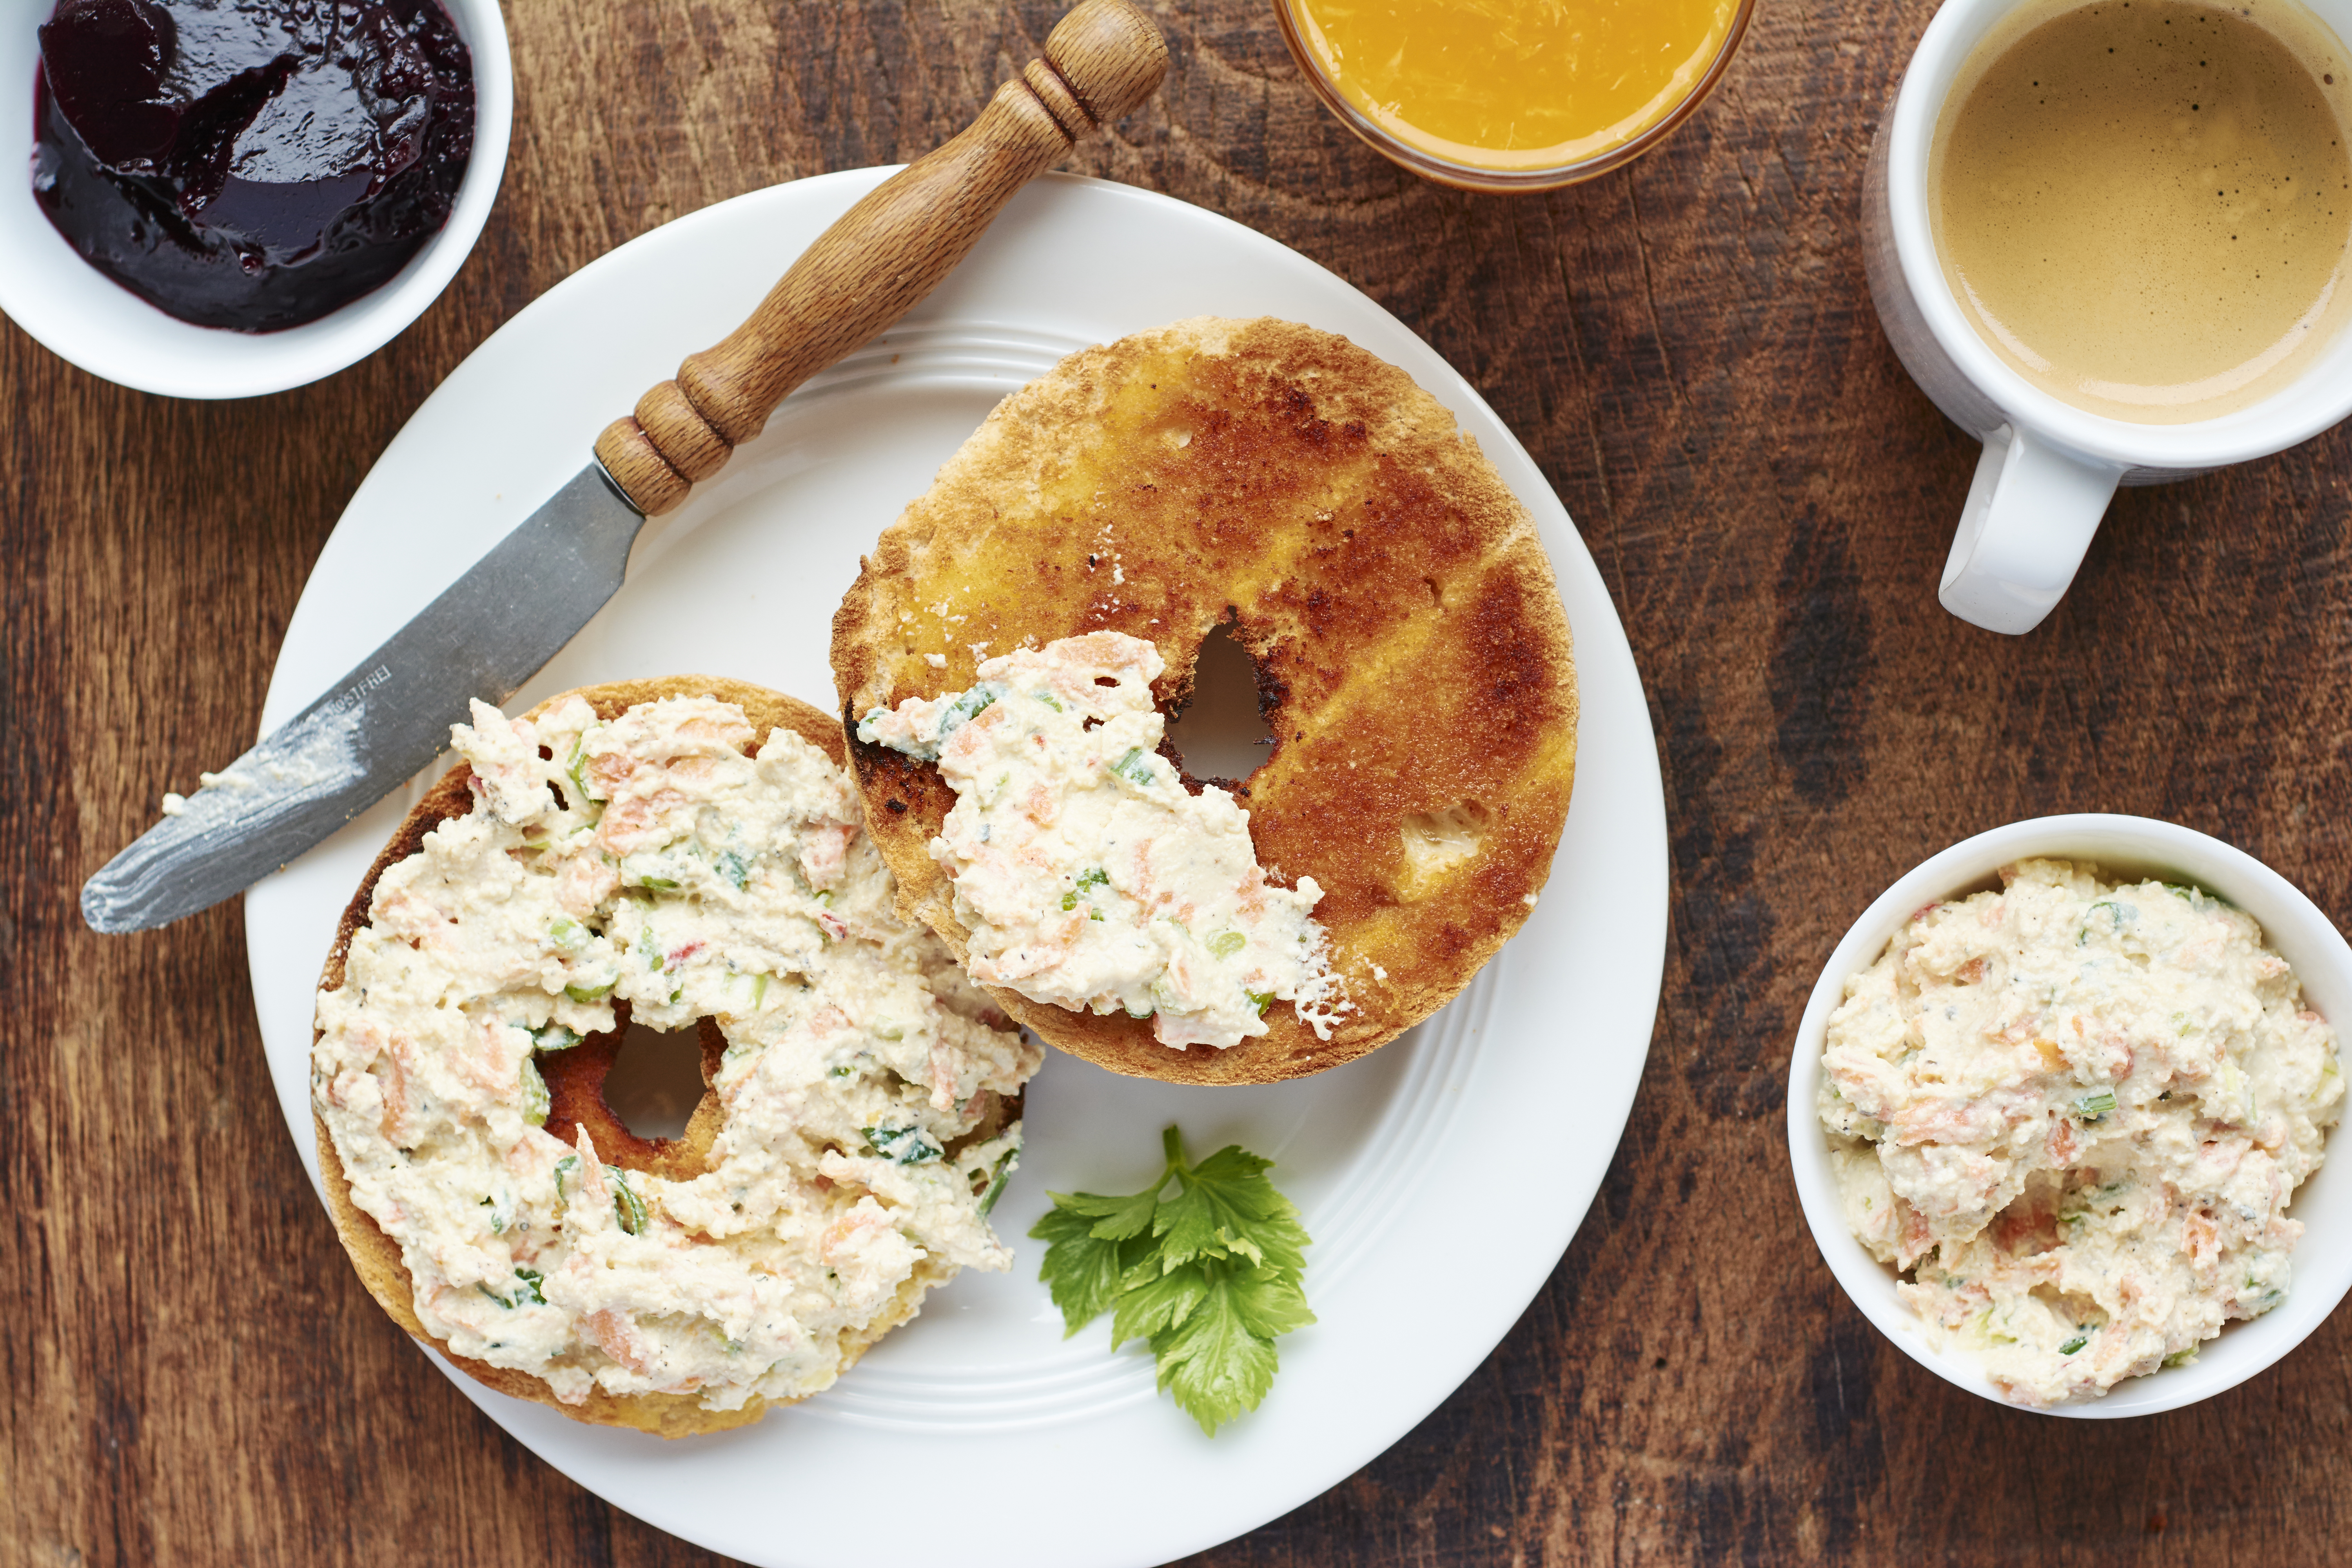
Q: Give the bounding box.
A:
[80,466,644,934]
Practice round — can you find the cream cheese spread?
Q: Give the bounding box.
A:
[312,694,1041,1414]
[857,631,1343,1050]
[1819,858,2342,1405]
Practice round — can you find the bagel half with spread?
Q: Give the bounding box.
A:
[312,677,1039,1437]
[833,318,1577,1086]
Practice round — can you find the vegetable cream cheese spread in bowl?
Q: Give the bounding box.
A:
[1788,815,2352,1416]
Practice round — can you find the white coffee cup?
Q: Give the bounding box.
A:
[1864,0,2352,634]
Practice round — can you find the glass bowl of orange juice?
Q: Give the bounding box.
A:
[1275,0,1754,191]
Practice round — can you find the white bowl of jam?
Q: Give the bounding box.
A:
[0,0,511,399]
[1274,0,1753,192]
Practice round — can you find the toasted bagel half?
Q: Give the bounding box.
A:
[833,318,1577,1086]
[311,676,942,1438]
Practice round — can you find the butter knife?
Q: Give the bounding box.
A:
[81,0,1166,935]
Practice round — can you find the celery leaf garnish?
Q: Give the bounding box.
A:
[1031,1125,1313,1434]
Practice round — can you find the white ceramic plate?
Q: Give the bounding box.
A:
[242,171,1667,1566]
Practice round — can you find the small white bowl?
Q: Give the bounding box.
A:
[0,0,512,399]
[1787,813,2352,1416]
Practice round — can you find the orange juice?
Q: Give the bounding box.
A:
[1286,0,1741,172]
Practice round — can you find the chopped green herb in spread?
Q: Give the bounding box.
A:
[520,1060,549,1127]
[862,1124,944,1165]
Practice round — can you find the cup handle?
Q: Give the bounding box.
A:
[1938,426,2121,635]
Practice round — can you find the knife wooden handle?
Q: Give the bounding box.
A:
[594,0,1168,516]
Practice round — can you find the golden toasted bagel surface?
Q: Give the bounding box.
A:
[833,318,1577,1085]
[312,676,964,1437]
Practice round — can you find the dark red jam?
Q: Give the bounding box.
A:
[31,0,475,332]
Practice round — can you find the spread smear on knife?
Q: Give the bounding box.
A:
[858,632,1345,1050]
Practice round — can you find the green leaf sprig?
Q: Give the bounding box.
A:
[1030,1125,1314,1435]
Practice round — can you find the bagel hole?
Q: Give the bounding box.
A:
[1165,624,1273,784]
[602,1019,708,1141]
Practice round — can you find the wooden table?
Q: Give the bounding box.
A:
[10,2,2350,1562]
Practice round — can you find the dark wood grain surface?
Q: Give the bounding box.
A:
[8,1,2349,1563]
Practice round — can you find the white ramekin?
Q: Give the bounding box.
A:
[1787,813,2352,1416]
[0,0,512,399]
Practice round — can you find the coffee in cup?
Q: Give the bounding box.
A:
[1867,0,2352,633]
[1931,0,2352,423]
